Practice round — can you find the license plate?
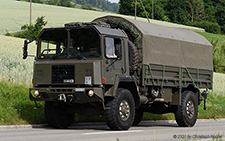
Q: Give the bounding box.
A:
[85,76,92,85]
[63,79,74,83]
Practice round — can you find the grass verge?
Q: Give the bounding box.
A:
[0,80,45,125]
[0,80,224,125]
[197,32,225,67]
[197,32,225,49]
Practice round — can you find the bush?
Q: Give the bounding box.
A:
[210,39,220,71]
[81,5,96,11]
[187,21,221,34]
[221,25,225,34]
[17,0,43,3]
[14,16,47,40]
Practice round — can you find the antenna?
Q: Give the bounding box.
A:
[30,0,32,25]
[152,0,154,19]
[134,0,150,23]
[135,0,137,20]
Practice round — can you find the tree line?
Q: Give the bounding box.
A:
[18,0,119,13]
[119,0,225,34]
[72,0,119,12]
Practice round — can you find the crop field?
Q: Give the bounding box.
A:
[0,35,36,85]
[0,0,205,35]
[213,73,225,95]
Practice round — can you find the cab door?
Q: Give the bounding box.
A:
[103,36,126,84]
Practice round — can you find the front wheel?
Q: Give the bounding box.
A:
[132,109,143,126]
[174,90,198,127]
[45,102,74,129]
[105,88,135,130]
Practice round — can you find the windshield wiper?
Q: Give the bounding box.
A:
[76,52,86,60]
[50,50,67,60]
[69,49,86,60]
[50,53,61,61]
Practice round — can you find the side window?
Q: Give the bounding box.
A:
[105,37,121,59]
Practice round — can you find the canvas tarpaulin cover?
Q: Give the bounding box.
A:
[93,16,213,71]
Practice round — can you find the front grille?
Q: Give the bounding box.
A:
[52,65,75,83]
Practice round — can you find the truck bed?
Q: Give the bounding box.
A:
[142,64,212,89]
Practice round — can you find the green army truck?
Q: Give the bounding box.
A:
[23,16,213,130]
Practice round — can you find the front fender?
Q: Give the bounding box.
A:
[105,76,140,108]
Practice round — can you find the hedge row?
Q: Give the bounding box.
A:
[187,21,221,34]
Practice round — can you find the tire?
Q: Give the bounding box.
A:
[45,102,74,129]
[174,90,198,127]
[128,40,139,75]
[105,88,135,130]
[132,109,143,126]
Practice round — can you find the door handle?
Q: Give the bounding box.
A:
[121,68,126,74]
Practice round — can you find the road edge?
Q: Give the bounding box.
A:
[1,119,225,129]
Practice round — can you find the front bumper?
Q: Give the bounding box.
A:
[29,87,104,103]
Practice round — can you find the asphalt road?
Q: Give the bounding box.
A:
[0,119,224,141]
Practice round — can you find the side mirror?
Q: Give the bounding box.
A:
[23,39,34,59]
[23,40,28,59]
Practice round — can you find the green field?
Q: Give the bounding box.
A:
[197,32,225,49]
[0,0,204,35]
[0,35,35,85]
[197,32,225,66]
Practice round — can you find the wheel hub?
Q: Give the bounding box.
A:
[119,100,130,121]
[186,100,195,119]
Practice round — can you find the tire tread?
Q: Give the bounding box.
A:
[105,88,135,130]
[45,102,74,129]
[174,90,198,127]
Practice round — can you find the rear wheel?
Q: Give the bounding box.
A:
[45,102,74,129]
[105,88,135,130]
[174,90,198,127]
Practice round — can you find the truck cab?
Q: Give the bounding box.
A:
[27,25,138,129]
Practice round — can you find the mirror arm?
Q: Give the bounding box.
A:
[23,39,34,59]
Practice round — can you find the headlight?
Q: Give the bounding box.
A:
[88,90,94,97]
[34,90,39,97]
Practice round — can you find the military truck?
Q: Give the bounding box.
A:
[23,16,213,130]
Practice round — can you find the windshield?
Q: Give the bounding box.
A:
[38,29,67,59]
[69,28,101,58]
[38,28,101,59]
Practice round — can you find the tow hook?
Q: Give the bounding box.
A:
[58,94,66,102]
[201,91,208,110]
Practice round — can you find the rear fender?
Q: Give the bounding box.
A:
[182,83,201,104]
